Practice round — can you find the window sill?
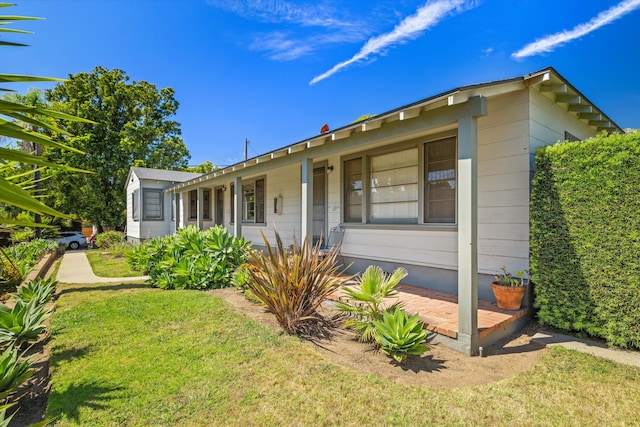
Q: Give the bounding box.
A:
[341,223,457,232]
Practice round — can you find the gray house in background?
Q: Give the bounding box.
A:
[125,167,202,243]
[125,67,622,355]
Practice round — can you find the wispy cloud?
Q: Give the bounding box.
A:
[210,0,374,61]
[309,0,471,85]
[512,0,640,59]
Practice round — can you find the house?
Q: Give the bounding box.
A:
[125,167,203,243]
[128,67,622,355]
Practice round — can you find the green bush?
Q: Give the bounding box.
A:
[95,231,125,249]
[11,277,57,306]
[0,346,33,400]
[336,265,406,342]
[244,230,351,334]
[0,299,52,349]
[1,239,57,295]
[531,131,640,348]
[127,225,250,290]
[373,308,429,363]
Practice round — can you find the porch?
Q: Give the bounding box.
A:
[329,283,531,355]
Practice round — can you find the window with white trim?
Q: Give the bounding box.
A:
[143,189,163,220]
[230,177,266,224]
[343,136,456,224]
[189,189,211,220]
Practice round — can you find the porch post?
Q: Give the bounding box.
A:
[174,191,181,233]
[197,187,204,231]
[457,95,486,356]
[233,176,242,238]
[301,157,313,244]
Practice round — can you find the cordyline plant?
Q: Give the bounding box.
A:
[245,230,352,335]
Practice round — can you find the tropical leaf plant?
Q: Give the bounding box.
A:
[0,345,33,400]
[0,3,94,225]
[335,265,407,342]
[372,308,429,363]
[0,299,52,349]
[244,229,353,335]
[10,277,57,306]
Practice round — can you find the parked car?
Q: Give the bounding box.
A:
[56,231,87,250]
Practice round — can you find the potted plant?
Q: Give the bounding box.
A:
[491,266,529,310]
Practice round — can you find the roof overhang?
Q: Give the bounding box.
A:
[169,67,623,192]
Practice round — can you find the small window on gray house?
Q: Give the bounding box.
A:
[564,131,580,142]
[132,189,139,221]
[143,189,163,220]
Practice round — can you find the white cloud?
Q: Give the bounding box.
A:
[309,0,470,85]
[512,0,640,59]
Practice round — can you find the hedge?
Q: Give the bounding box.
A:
[530,131,640,348]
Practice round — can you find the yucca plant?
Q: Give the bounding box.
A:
[245,230,352,334]
[372,308,429,363]
[0,300,52,349]
[335,265,407,342]
[0,346,33,400]
[10,277,57,305]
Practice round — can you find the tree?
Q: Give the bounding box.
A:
[46,66,190,230]
[185,160,217,174]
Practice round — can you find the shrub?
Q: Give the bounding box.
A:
[373,308,429,363]
[127,226,250,290]
[0,346,33,400]
[531,131,640,348]
[1,239,57,295]
[336,265,406,342]
[0,300,52,349]
[95,231,125,249]
[245,230,352,334]
[11,278,57,306]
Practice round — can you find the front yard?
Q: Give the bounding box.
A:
[43,276,640,425]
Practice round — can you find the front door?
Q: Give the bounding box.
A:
[313,166,326,246]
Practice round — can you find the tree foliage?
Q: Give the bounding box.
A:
[45,66,190,228]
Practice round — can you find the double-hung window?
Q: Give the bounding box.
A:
[343,136,456,225]
[231,177,266,224]
[189,189,211,220]
[143,189,163,220]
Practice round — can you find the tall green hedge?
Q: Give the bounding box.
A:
[531,131,640,348]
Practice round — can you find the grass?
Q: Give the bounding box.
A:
[85,250,143,277]
[45,280,640,426]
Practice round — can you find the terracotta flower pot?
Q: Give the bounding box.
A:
[491,282,526,310]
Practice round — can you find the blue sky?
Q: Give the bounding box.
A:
[7,0,640,167]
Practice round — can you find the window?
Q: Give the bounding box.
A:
[132,189,139,221]
[370,148,418,222]
[230,178,266,224]
[343,136,456,225]
[143,189,163,220]
[343,158,362,222]
[424,138,456,223]
[189,189,211,220]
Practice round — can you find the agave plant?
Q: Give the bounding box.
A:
[0,300,52,349]
[335,265,407,342]
[10,277,57,305]
[0,346,33,400]
[245,229,352,334]
[372,308,429,363]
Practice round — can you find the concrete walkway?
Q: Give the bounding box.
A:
[56,250,149,284]
[532,330,640,368]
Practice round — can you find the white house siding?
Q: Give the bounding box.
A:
[126,174,141,240]
[138,180,173,240]
[476,89,531,275]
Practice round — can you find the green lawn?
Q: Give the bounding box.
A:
[85,250,144,277]
[46,280,640,426]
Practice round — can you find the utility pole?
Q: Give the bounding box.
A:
[244,138,248,161]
